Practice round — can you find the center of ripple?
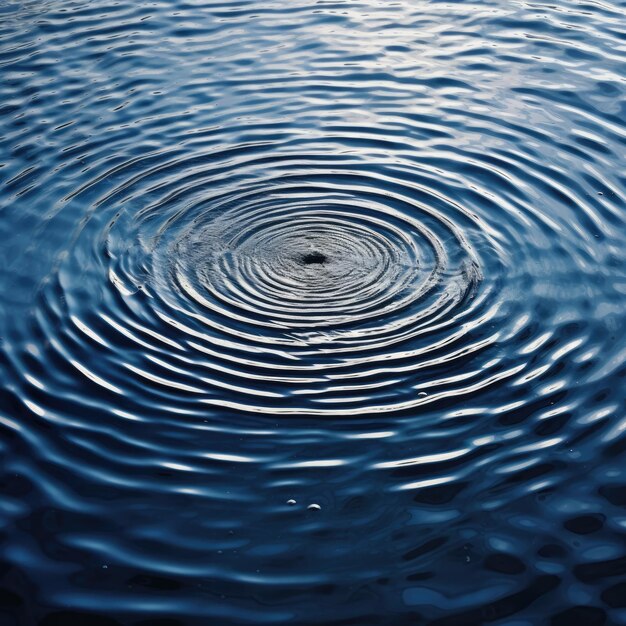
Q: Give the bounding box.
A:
[299,251,328,265]
[146,183,485,358]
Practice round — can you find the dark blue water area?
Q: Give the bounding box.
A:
[1,0,626,624]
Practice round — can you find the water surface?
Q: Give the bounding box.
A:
[1,0,626,624]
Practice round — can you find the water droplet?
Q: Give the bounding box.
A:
[307,503,321,511]
[287,499,296,506]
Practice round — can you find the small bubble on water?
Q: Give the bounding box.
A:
[418,391,428,397]
[307,503,321,511]
[287,499,296,506]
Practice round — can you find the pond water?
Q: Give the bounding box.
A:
[1,0,626,624]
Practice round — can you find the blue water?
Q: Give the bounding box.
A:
[1,1,626,624]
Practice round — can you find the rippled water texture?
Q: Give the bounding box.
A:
[1,0,626,624]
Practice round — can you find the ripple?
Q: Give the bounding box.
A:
[1,0,626,623]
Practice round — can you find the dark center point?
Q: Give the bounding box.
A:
[300,251,327,265]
